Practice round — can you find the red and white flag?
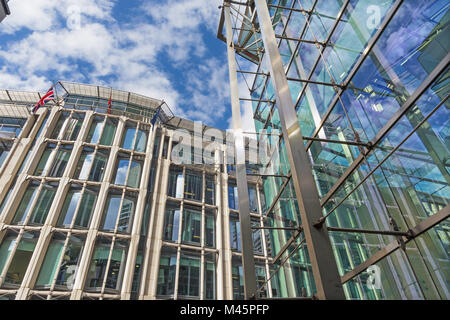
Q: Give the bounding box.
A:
[33,86,55,113]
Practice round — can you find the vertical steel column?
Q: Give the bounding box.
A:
[253,0,345,299]
[224,3,257,300]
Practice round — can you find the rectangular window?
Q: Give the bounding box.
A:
[230,214,241,251]
[84,237,129,292]
[12,181,58,226]
[156,246,177,296]
[252,220,263,255]
[86,116,105,144]
[0,230,39,287]
[184,170,202,201]
[99,118,117,146]
[51,112,84,141]
[205,209,215,248]
[232,258,244,299]
[178,251,200,298]
[181,206,201,245]
[205,175,215,205]
[121,126,135,150]
[35,233,85,290]
[167,166,183,198]
[248,186,258,213]
[163,202,180,242]
[228,181,239,210]
[205,252,216,299]
[34,143,72,177]
[57,185,98,228]
[100,190,136,233]
[75,147,109,182]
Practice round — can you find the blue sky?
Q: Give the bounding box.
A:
[0,0,255,131]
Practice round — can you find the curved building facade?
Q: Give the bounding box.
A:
[0,82,272,300]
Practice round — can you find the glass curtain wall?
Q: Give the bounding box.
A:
[227,0,450,300]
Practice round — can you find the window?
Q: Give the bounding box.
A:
[156,247,177,296]
[204,252,216,299]
[167,166,183,198]
[252,220,264,255]
[86,116,118,145]
[121,122,148,152]
[50,112,84,141]
[248,185,258,213]
[113,155,143,188]
[74,147,109,182]
[0,117,26,137]
[205,209,215,248]
[0,230,39,287]
[232,258,244,299]
[178,252,201,298]
[205,175,215,205]
[184,170,202,201]
[34,143,72,177]
[0,140,13,170]
[230,214,241,251]
[12,181,58,226]
[163,202,180,242]
[57,185,98,228]
[181,206,201,245]
[100,190,137,233]
[84,237,129,292]
[35,233,85,290]
[86,116,104,144]
[228,181,239,210]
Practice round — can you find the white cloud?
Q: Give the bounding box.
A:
[0,0,235,129]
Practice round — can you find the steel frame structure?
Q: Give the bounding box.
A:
[218,0,450,300]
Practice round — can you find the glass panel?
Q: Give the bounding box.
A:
[105,239,128,290]
[28,183,58,225]
[0,231,19,276]
[205,253,216,299]
[121,125,136,150]
[99,118,117,146]
[114,158,130,186]
[34,144,55,176]
[205,175,215,205]
[88,150,108,182]
[86,117,104,144]
[163,202,180,242]
[184,170,202,201]
[101,194,122,232]
[57,188,82,227]
[75,147,94,180]
[117,195,136,233]
[182,206,201,245]
[178,251,200,298]
[230,215,241,251]
[156,247,177,296]
[167,166,183,198]
[4,231,39,286]
[12,182,39,225]
[135,129,147,152]
[232,258,244,299]
[205,209,215,248]
[127,160,142,188]
[249,186,258,212]
[48,145,72,177]
[74,190,98,228]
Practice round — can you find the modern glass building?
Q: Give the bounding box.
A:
[0,81,272,300]
[218,0,449,300]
